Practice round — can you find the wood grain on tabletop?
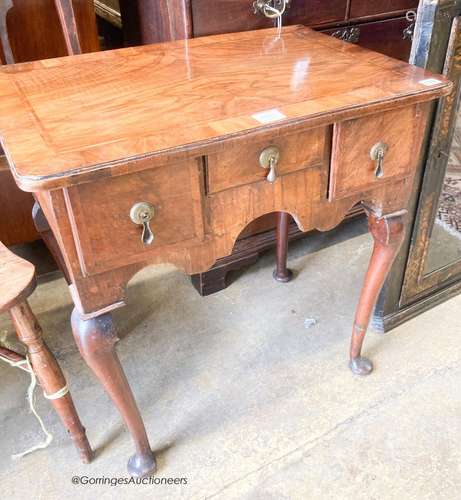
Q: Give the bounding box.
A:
[0,25,450,191]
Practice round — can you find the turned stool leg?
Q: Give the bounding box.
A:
[273,212,293,282]
[349,208,407,376]
[71,308,156,477]
[9,301,93,463]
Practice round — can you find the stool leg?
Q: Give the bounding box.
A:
[349,209,407,376]
[273,212,293,282]
[71,308,156,477]
[9,301,93,463]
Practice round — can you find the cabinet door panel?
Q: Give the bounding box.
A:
[3,0,99,63]
[0,160,38,245]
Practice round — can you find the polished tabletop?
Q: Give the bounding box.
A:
[0,25,451,190]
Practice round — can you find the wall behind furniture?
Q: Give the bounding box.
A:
[0,0,99,246]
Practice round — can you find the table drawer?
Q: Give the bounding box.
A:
[350,0,418,19]
[329,105,424,200]
[65,159,205,273]
[206,127,329,194]
[192,0,347,37]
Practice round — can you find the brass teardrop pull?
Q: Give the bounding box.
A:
[130,202,155,245]
[259,146,280,183]
[370,142,389,179]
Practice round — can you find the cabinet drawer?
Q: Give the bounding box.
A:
[192,0,347,37]
[350,0,418,19]
[329,105,424,200]
[323,16,413,62]
[65,159,205,273]
[353,17,413,61]
[207,127,328,194]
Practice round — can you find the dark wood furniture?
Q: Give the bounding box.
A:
[0,242,92,462]
[110,0,420,295]
[0,0,99,247]
[0,26,449,476]
[374,0,461,330]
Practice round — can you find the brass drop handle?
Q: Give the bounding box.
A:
[259,146,280,183]
[402,10,416,41]
[370,142,389,179]
[130,202,155,245]
[253,0,290,18]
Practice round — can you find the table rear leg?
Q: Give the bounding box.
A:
[273,212,294,282]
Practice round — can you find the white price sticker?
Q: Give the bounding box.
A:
[252,108,287,124]
[419,78,442,86]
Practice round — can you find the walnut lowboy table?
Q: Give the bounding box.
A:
[0,26,451,476]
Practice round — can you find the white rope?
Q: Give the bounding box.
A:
[0,354,54,459]
[262,3,286,54]
[2,356,31,373]
[264,4,283,37]
[44,384,69,400]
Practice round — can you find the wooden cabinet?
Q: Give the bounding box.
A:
[3,0,98,64]
[192,0,348,37]
[0,158,37,246]
[0,0,99,246]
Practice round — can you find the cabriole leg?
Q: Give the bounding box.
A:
[349,208,407,376]
[71,308,156,477]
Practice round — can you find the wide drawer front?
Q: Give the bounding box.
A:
[329,104,425,200]
[65,159,205,274]
[192,0,348,37]
[322,16,414,62]
[206,127,328,194]
[350,0,418,19]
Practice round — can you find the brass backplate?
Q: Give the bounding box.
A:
[129,202,155,225]
[259,146,280,169]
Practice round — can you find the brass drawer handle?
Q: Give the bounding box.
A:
[370,142,389,179]
[253,0,290,19]
[331,27,360,44]
[259,146,280,183]
[130,202,155,245]
[403,10,417,41]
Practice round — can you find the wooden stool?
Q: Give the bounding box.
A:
[0,242,93,462]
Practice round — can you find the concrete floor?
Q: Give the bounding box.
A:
[1,217,461,500]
